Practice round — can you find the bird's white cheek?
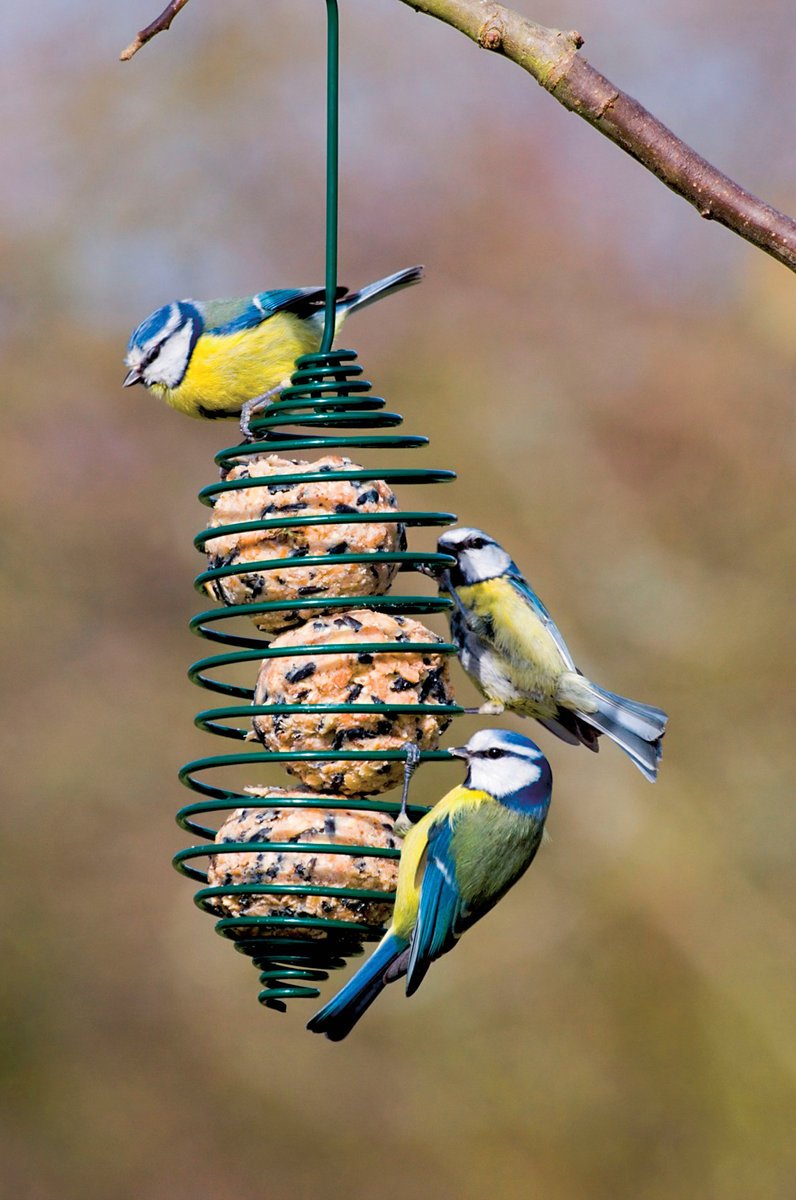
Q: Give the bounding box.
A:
[470,757,541,798]
[460,544,512,583]
[145,320,194,388]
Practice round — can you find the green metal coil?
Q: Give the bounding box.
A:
[174,348,461,1010]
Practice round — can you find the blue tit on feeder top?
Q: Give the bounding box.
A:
[206,789,400,938]
[203,453,405,634]
[123,266,423,435]
[252,609,454,796]
[308,728,552,1040]
[422,527,668,781]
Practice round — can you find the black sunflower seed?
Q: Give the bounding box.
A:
[285,662,316,684]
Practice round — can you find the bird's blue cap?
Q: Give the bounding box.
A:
[127,302,174,352]
[127,300,202,353]
[449,728,545,760]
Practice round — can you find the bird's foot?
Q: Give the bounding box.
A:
[239,385,285,441]
[394,743,422,837]
[394,814,413,838]
[462,701,506,716]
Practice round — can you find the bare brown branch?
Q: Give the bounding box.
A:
[401,0,796,270]
[118,0,796,269]
[120,0,191,61]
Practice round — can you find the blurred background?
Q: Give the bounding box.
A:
[2,1,795,1196]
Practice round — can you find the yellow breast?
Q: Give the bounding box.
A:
[391,785,489,939]
[458,576,567,704]
[156,314,321,417]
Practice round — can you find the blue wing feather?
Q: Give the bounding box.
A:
[507,569,576,669]
[406,820,464,997]
[204,286,348,335]
[253,288,321,318]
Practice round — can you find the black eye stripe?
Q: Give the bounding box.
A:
[474,748,539,763]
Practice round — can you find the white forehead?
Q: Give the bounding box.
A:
[466,728,541,758]
[443,526,483,546]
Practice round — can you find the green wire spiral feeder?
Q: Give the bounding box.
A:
[172,0,463,1011]
[174,353,462,1009]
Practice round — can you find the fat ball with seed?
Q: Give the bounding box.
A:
[252,609,454,795]
[206,789,400,937]
[204,453,404,633]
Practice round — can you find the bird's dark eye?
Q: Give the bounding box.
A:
[484,748,504,759]
[469,538,486,550]
[142,345,161,368]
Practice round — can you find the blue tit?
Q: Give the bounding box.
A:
[427,527,668,781]
[307,728,552,1041]
[123,265,422,435]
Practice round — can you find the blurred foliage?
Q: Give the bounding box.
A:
[1,1,795,1197]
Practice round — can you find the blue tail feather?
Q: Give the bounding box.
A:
[307,932,408,1041]
[576,681,668,781]
[341,266,423,315]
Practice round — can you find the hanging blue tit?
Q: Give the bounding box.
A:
[423,527,668,781]
[307,728,552,1041]
[123,265,422,435]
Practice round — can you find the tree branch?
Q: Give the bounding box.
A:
[120,0,191,61]
[119,0,796,270]
[401,0,796,271]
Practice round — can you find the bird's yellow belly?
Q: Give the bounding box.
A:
[458,579,565,717]
[391,788,489,939]
[159,314,321,418]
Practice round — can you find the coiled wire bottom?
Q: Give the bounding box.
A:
[174,349,460,1009]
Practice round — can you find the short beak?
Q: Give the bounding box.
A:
[123,368,143,388]
[447,745,469,759]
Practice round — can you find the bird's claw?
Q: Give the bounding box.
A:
[239,411,256,442]
[462,701,506,715]
[394,813,413,838]
[239,384,284,441]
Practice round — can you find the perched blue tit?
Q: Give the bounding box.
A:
[308,728,552,1041]
[123,265,422,434]
[427,527,668,781]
